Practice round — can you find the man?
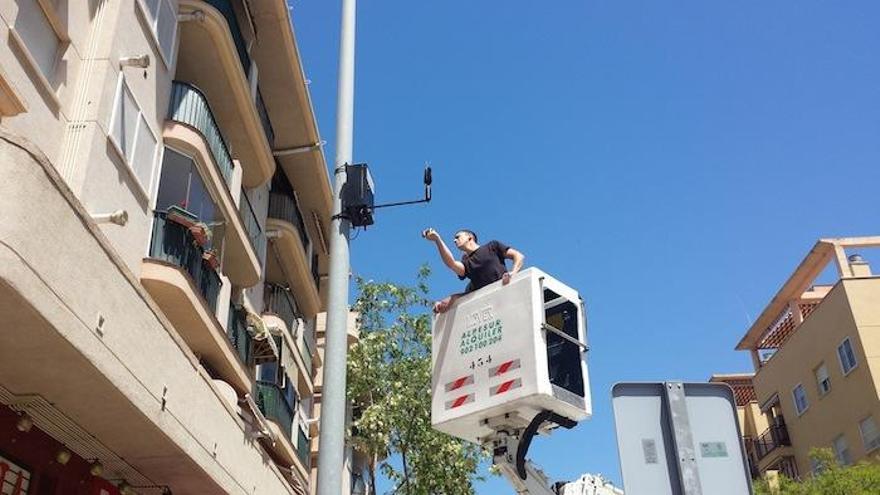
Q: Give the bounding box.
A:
[423,228,525,313]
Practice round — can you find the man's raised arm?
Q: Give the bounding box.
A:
[423,228,466,277]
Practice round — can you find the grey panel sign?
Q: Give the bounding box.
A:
[611,382,753,495]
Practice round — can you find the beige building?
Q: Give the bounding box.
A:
[730,237,880,479]
[0,1,361,493]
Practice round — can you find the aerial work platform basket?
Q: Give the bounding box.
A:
[431,267,592,444]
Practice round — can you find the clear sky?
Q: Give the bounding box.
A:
[288,1,880,492]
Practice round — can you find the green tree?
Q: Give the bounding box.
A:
[753,448,880,495]
[347,267,486,494]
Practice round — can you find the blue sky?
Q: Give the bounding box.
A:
[288,1,880,492]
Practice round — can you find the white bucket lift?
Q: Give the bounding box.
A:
[431,268,591,494]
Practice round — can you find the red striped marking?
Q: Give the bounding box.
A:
[496,380,516,394]
[496,361,514,375]
[489,359,521,377]
[490,378,522,396]
[445,393,475,410]
[445,374,473,392]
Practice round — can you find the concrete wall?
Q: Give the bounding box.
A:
[752,279,880,475]
[0,0,177,272]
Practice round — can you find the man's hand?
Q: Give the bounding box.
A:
[422,227,440,242]
[502,272,511,285]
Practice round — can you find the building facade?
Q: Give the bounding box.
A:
[732,237,880,479]
[0,1,342,493]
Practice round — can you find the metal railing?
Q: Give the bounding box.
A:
[168,81,234,189]
[311,252,321,293]
[300,319,316,377]
[239,190,266,266]
[199,0,275,145]
[255,89,275,146]
[202,0,250,74]
[268,191,311,254]
[255,381,294,439]
[149,211,222,311]
[227,303,254,369]
[754,424,792,460]
[297,425,311,469]
[266,284,298,330]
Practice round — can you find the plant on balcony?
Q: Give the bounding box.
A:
[166,204,198,227]
[347,267,485,495]
[753,448,880,494]
[189,222,212,247]
[202,249,220,270]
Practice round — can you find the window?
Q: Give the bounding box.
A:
[815,363,831,396]
[12,1,61,82]
[137,0,178,65]
[860,416,880,453]
[838,338,858,375]
[833,434,852,465]
[155,147,224,242]
[792,384,809,416]
[110,77,158,196]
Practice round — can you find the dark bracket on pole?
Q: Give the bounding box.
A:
[516,410,577,481]
[372,166,432,210]
[339,165,432,227]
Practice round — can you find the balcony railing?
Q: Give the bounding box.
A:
[297,426,311,469]
[149,211,221,310]
[227,303,254,369]
[255,89,275,146]
[199,0,275,145]
[239,190,266,266]
[300,319,315,377]
[754,424,791,460]
[266,284,298,330]
[268,191,310,254]
[168,81,234,189]
[255,381,294,439]
[311,252,320,293]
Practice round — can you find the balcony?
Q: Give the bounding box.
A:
[226,304,254,369]
[266,189,321,317]
[297,425,311,469]
[255,381,294,439]
[141,212,253,394]
[148,211,221,310]
[168,81,234,190]
[239,190,266,267]
[265,285,316,387]
[754,424,792,461]
[176,0,275,187]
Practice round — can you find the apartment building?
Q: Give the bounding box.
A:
[0,1,350,493]
[732,237,880,479]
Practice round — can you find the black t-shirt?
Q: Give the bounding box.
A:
[459,240,511,292]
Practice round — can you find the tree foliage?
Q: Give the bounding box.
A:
[347,267,486,494]
[753,448,880,495]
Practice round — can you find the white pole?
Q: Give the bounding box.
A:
[316,0,356,493]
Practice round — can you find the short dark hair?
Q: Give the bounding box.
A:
[456,229,477,243]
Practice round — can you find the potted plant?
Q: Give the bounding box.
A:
[202,249,220,270]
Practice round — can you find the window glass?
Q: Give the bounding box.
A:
[860,416,880,453]
[132,115,158,191]
[156,0,177,60]
[833,434,851,465]
[155,148,190,211]
[138,0,177,65]
[257,362,278,383]
[142,0,160,19]
[792,384,809,415]
[14,1,60,79]
[155,147,225,249]
[111,83,139,162]
[815,363,831,396]
[838,338,858,374]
